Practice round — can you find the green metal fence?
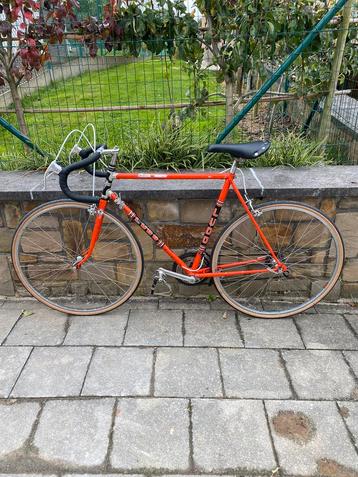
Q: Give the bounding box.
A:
[0,26,357,170]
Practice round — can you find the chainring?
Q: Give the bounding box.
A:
[172,250,211,286]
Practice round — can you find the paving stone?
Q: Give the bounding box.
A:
[0,256,14,295]
[111,398,189,470]
[345,314,358,335]
[315,302,357,314]
[159,298,210,310]
[5,305,66,346]
[124,310,183,346]
[220,349,291,399]
[82,347,153,396]
[343,351,358,378]
[338,401,358,443]
[184,310,243,347]
[0,306,22,343]
[192,399,275,472]
[239,316,303,348]
[266,400,358,476]
[295,313,358,350]
[262,301,315,314]
[283,350,356,399]
[210,299,237,310]
[65,475,143,477]
[34,398,114,467]
[160,475,236,477]
[0,346,32,397]
[155,348,222,397]
[64,311,128,346]
[120,297,159,311]
[0,401,40,458]
[11,347,92,397]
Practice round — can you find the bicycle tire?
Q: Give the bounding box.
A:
[12,199,144,315]
[211,201,344,318]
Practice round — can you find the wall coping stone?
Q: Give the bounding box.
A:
[0,166,358,201]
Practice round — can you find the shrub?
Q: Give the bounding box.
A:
[120,126,331,170]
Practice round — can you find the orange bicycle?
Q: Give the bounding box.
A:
[12,141,344,318]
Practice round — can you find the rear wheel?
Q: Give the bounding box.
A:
[211,201,344,318]
[12,200,143,315]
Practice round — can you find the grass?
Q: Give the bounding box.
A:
[0,56,332,171]
[0,57,225,170]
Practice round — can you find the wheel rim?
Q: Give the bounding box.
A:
[212,203,344,318]
[12,201,143,315]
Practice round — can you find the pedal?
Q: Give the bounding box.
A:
[151,270,173,297]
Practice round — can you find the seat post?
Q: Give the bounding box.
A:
[230,159,237,175]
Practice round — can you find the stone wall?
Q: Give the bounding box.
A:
[0,166,358,301]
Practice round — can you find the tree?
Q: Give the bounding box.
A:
[318,0,354,140]
[195,0,335,124]
[0,0,79,136]
[2,0,354,139]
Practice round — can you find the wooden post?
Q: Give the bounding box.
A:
[318,0,353,141]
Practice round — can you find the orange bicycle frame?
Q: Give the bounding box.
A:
[77,169,286,278]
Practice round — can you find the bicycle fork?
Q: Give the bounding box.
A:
[72,198,108,269]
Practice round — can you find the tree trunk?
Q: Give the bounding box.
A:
[253,73,261,118]
[318,0,353,141]
[245,70,252,94]
[224,76,234,126]
[236,67,243,96]
[7,75,29,138]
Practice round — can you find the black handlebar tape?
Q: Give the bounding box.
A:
[59,151,102,204]
[79,144,108,178]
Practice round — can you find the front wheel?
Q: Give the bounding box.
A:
[12,200,144,315]
[211,201,344,318]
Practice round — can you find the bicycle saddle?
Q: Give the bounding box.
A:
[207,140,271,159]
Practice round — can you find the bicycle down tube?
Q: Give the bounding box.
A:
[76,169,287,278]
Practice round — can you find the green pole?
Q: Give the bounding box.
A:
[215,0,349,144]
[0,116,47,157]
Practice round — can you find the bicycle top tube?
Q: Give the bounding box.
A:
[113,171,232,180]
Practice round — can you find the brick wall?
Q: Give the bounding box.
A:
[1,192,357,300]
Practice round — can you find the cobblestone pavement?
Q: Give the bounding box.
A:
[0,297,358,476]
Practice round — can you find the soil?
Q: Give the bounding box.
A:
[317,459,358,477]
[272,410,316,445]
[338,406,350,419]
[238,102,295,140]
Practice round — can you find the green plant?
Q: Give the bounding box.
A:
[119,124,218,170]
[0,123,333,172]
[118,126,331,171]
[0,149,52,171]
[247,132,331,168]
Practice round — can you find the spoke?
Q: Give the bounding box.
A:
[79,267,115,304]
[74,208,92,254]
[28,266,74,284]
[84,262,128,293]
[230,229,269,257]
[284,231,331,262]
[21,236,67,262]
